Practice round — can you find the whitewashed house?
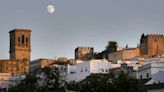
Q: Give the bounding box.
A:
[65,59,112,82]
[138,57,164,79]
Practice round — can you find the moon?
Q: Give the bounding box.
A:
[47,5,55,14]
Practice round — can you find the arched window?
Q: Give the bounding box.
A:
[18,37,20,43]
[22,35,25,44]
[26,37,28,43]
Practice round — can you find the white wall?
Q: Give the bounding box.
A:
[138,61,164,79]
[0,73,12,89]
[0,73,23,90]
[66,62,90,82]
[65,59,112,82]
[151,62,164,74]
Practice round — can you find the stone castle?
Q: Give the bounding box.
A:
[75,47,94,61]
[140,33,164,58]
[75,33,164,61]
[0,29,31,75]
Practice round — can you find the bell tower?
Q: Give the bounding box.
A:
[9,29,31,61]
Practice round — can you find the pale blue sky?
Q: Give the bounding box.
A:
[0,0,164,60]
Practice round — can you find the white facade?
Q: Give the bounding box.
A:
[0,73,12,89]
[146,71,164,85]
[138,61,164,79]
[0,73,24,91]
[65,59,112,82]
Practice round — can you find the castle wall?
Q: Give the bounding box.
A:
[123,48,140,60]
[108,51,123,62]
[108,48,140,61]
[0,59,29,75]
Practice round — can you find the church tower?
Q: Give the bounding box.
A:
[9,29,31,61]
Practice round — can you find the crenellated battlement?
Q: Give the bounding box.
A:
[76,46,94,50]
[147,34,164,38]
[147,34,164,41]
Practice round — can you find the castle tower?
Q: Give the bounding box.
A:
[9,29,31,61]
[75,47,94,61]
[140,33,164,57]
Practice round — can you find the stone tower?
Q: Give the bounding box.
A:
[140,33,164,57]
[9,29,31,61]
[75,47,94,61]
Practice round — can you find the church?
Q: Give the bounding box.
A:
[0,29,31,75]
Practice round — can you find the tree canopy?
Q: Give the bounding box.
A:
[8,67,66,92]
[9,68,146,92]
[68,72,146,92]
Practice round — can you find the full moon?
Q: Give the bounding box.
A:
[47,5,55,14]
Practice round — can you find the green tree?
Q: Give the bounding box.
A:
[105,41,118,53]
[8,74,38,92]
[113,72,145,92]
[68,74,115,92]
[68,72,146,92]
[9,67,67,92]
[38,67,66,92]
[67,81,79,91]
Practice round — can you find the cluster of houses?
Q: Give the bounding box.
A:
[1,56,164,91]
[0,29,164,92]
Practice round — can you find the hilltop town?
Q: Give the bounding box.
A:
[0,29,164,92]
